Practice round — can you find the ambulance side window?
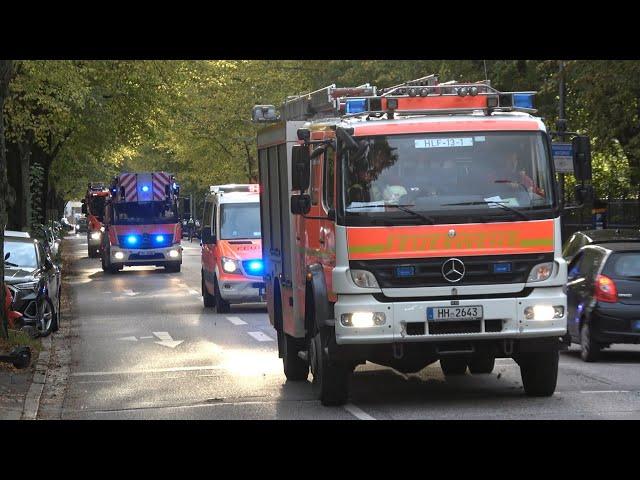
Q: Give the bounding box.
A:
[203,199,213,235]
[213,204,218,237]
[323,145,336,211]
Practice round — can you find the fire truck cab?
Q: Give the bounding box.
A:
[82,182,109,258]
[101,172,183,273]
[200,184,265,313]
[254,75,593,405]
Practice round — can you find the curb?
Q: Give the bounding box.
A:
[21,334,52,420]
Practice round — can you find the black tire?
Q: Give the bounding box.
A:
[37,297,56,337]
[440,356,468,375]
[52,288,61,333]
[101,250,108,271]
[165,263,181,273]
[283,333,309,381]
[519,350,559,397]
[214,277,231,313]
[310,331,350,406]
[202,273,216,307]
[580,322,601,362]
[108,264,121,274]
[468,355,495,374]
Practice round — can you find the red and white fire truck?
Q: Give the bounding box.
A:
[100,172,183,273]
[82,182,110,258]
[254,75,593,405]
[200,184,264,313]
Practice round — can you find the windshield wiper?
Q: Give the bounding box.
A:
[387,204,435,224]
[5,261,20,267]
[441,201,530,221]
[347,204,435,224]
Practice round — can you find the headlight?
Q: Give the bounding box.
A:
[222,257,240,273]
[100,226,105,232]
[114,252,125,260]
[90,232,101,240]
[524,305,564,321]
[341,312,386,327]
[350,269,380,288]
[168,249,180,258]
[15,281,39,291]
[527,262,554,282]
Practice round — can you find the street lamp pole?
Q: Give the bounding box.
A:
[557,60,567,208]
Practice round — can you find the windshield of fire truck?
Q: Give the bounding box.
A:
[220,203,261,240]
[342,131,554,224]
[89,196,106,221]
[112,202,178,225]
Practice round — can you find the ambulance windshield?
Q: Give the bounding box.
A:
[220,203,261,240]
[113,202,178,225]
[342,131,554,224]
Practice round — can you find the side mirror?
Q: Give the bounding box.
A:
[290,194,311,215]
[291,145,310,191]
[572,135,592,182]
[201,228,217,245]
[81,202,87,214]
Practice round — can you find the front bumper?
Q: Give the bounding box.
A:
[218,278,266,303]
[333,287,566,345]
[110,244,183,266]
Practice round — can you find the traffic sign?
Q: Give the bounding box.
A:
[552,142,574,173]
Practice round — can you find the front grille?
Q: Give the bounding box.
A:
[129,253,165,260]
[351,253,553,288]
[406,322,426,336]
[429,320,481,335]
[118,233,173,249]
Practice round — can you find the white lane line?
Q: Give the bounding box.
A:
[344,404,376,420]
[71,365,225,377]
[579,390,631,394]
[118,336,138,342]
[122,289,139,296]
[247,331,274,342]
[189,289,200,295]
[140,336,154,339]
[227,316,247,326]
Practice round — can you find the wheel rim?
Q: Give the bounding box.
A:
[39,300,53,333]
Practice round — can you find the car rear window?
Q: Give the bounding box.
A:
[604,252,640,278]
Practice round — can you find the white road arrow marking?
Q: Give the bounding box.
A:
[247,331,274,342]
[152,331,184,348]
[118,336,138,342]
[226,316,247,325]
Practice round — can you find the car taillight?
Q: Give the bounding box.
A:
[595,274,618,303]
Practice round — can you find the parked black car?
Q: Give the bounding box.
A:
[566,242,640,361]
[76,217,88,233]
[563,228,640,263]
[4,233,61,336]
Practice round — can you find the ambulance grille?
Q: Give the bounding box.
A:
[350,253,553,288]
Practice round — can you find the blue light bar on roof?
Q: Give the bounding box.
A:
[513,93,534,109]
[345,98,367,114]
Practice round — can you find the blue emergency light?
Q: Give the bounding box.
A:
[244,259,264,275]
[141,185,150,192]
[513,93,534,109]
[126,235,139,246]
[345,98,367,114]
[155,235,165,243]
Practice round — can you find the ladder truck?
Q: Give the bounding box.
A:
[100,172,183,273]
[82,182,110,258]
[253,75,593,405]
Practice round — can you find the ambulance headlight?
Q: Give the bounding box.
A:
[222,257,240,273]
[341,312,386,327]
[169,249,180,258]
[350,269,379,289]
[114,252,125,260]
[527,262,554,282]
[524,305,564,321]
[90,232,101,240]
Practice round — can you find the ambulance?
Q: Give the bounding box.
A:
[82,182,109,258]
[200,184,265,313]
[253,75,593,405]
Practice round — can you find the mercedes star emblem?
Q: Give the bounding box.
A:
[448,229,456,238]
[442,258,465,283]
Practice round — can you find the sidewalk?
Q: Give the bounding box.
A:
[0,363,32,420]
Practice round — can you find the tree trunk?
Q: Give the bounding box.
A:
[18,139,32,230]
[0,60,15,339]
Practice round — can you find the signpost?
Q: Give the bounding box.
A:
[552,142,574,174]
